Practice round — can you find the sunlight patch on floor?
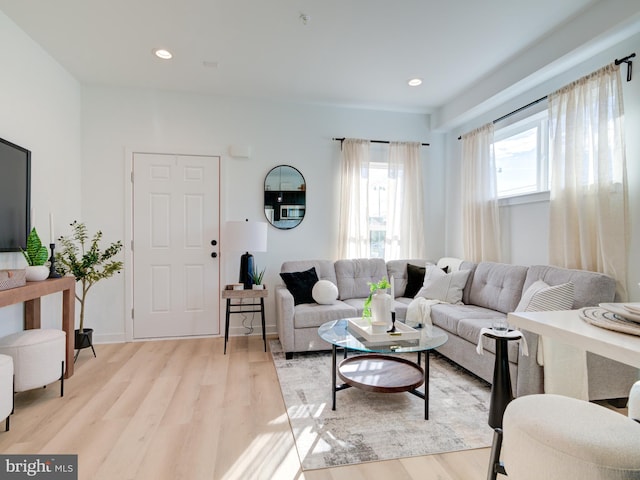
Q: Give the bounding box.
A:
[220,428,301,480]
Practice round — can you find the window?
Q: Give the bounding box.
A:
[368,161,388,258]
[339,139,425,260]
[494,110,549,198]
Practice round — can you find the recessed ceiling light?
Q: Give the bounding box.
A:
[408,78,423,87]
[153,48,173,60]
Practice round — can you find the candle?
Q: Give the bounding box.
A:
[390,276,395,312]
[49,213,54,244]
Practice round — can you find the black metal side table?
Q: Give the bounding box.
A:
[221,288,268,354]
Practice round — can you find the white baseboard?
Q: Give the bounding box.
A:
[91,326,277,344]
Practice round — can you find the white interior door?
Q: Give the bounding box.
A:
[132,153,220,339]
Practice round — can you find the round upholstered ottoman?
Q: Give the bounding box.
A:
[0,329,65,397]
[502,394,640,480]
[0,354,13,431]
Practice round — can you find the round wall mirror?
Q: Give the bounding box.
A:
[264,165,306,229]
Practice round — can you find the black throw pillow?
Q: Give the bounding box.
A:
[279,267,319,305]
[404,264,426,298]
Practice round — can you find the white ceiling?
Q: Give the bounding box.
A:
[0,0,620,114]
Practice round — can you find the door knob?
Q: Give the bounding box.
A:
[211,240,217,246]
[211,252,217,258]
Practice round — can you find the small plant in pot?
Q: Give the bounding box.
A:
[21,228,50,281]
[55,221,123,359]
[250,265,266,289]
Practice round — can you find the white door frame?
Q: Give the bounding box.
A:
[124,147,224,342]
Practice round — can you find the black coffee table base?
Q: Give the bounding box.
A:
[330,345,431,420]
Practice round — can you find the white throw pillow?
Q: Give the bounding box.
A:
[516,280,575,312]
[414,265,470,304]
[312,280,339,305]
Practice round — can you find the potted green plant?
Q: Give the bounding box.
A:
[363,277,392,330]
[21,228,50,281]
[250,264,266,290]
[55,221,123,357]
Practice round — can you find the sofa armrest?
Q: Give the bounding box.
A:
[275,285,296,354]
[515,329,544,397]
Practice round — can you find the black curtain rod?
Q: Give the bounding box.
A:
[457,95,547,140]
[492,95,548,124]
[333,137,430,147]
[615,52,635,82]
[458,52,636,140]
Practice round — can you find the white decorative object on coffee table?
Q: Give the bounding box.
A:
[370,289,391,326]
[347,317,420,342]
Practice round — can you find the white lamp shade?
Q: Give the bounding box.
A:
[224,221,268,252]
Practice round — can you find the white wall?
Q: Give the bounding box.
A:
[0,11,82,336]
[80,88,435,341]
[443,31,640,301]
[2,2,638,346]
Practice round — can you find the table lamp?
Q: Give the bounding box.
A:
[224,220,268,289]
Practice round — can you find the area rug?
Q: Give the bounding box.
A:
[270,340,494,470]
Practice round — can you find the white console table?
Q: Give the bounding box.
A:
[507,310,640,369]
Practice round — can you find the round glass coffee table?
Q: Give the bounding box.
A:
[318,318,448,420]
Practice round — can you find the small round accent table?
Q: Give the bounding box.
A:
[481,328,525,480]
[481,329,523,429]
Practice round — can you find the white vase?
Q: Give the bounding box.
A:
[371,290,391,327]
[252,284,264,290]
[25,265,49,282]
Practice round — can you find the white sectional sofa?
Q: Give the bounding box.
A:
[275,258,639,401]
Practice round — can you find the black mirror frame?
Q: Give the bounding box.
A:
[264,165,306,230]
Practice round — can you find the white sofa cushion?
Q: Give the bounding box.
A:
[516,280,575,312]
[312,280,339,305]
[415,265,470,304]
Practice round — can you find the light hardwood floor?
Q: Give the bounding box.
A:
[0,335,491,480]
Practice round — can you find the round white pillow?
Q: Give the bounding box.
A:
[312,280,339,305]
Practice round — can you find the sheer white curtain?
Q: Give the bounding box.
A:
[548,63,629,300]
[386,142,426,260]
[338,138,370,258]
[461,123,502,262]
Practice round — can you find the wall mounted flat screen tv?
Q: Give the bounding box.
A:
[0,137,31,252]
